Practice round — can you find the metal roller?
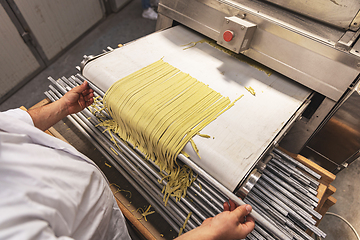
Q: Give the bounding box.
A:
[45,74,328,240]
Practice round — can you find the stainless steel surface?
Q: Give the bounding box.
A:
[159,0,346,44]
[256,180,316,226]
[178,153,292,240]
[263,169,318,208]
[301,81,360,173]
[156,0,360,173]
[155,13,173,31]
[351,38,360,57]
[83,25,311,192]
[336,30,360,51]
[248,191,289,219]
[217,16,256,53]
[255,182,325,238]
[157,0,360,101]
[46,78,207,232]
[350,10,360,31]
[279,96,336,155]
[266,163,319,202]
[254,222,276,240]
[244,197,294,239]
[271,158,311,187]
[237,169,261,199]
[247,190,312,240]
[80,50,114,73]
[273,149,321,179]
[44,91,184,232]
[45,74,309,240]
[75,74,228,215]
[251,229,265,240]
[261,0,360,30]
[260,174,321,220]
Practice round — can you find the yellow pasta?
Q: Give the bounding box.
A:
[245,86,256,96]
[100,59,242,203]
[136,205,155,221]
[178,212,192,236]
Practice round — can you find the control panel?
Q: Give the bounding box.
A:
[217,16,257,54]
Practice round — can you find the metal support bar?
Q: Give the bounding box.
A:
[45,74,327,240]
[273,149,321,179]
[178,154,292,240]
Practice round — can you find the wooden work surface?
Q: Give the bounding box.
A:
[27,99,336,239]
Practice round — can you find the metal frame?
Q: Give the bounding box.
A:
[300,75,360,173]
[155,0,360,174]
[156,0,360,101]
[279,96,336,154]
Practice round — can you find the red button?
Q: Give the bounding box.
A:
[223,30,234,42]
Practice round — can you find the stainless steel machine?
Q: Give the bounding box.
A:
[156,0,360,174]
[44,1,360,239]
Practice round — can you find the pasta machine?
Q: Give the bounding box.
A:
[155,0,360,174]
[44,0,360,239]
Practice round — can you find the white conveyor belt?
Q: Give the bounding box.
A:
[83,25,312,191]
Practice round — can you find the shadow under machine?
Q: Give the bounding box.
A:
[45,0,360,239]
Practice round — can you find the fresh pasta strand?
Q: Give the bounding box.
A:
[100,59,241,204]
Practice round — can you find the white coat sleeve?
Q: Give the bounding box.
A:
[0,109,131,240]
[1,108,34,126]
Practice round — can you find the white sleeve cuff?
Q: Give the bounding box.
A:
[2,108,35,126]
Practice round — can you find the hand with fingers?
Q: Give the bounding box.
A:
[27,81,95,131]
[62,81,94,115]
[175,199,255,240]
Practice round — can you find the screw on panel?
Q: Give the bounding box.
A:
[357,62,360,68]
[234,48,237,51]
[226,19,230,24]
[241,14,246,19]
[241,26,245,30]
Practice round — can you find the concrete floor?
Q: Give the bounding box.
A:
[318,159,360,240]
[1,0,359,239]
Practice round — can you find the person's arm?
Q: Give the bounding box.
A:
[28,81,94,131]
[176,201,255,240]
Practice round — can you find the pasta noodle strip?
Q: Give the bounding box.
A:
[101,59,242,203]
[179,212,192,236]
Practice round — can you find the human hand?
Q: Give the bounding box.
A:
[175,199,254,240]
[61,81,94,115]
[201,200,255,240]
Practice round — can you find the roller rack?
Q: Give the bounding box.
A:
[27,74,337,240]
